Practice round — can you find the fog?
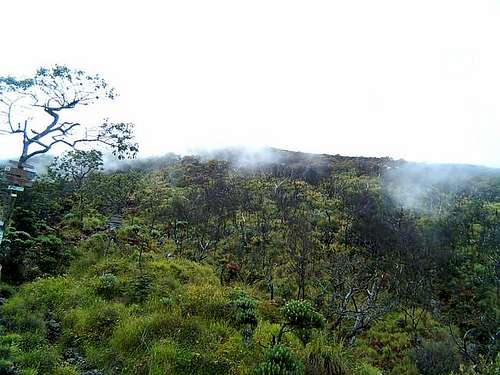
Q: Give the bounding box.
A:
[1,1,500,167]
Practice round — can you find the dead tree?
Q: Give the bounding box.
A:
[0,65,138,167]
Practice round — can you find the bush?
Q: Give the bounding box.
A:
[255,345,304,375]
[0,334,20,375]
[412,340,460,375]
[128,273,153,303]
[231,289,258,344]
[0,284,15,299]
[281,300,325,330]
[182,283,229,320]
[95,273,121,300]
[16,346,61,374]
[303,337,352,375]
[28,234,74,277]
[82,216,105,233]
[67,302,127,343]
[2,277,93,322]
[109,312,207,357]
[148,339,232,375]
[354,363,382,375]
[53,364,80,375]
[281,300,325,345]
[354,311,449,372]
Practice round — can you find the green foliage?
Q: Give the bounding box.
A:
[255,345,304,375]
[148,339,232,375]
[82,215,105,233]
[0,334,20,375]
[1,148,499,375]
[280,300,325,345]
[16,346,61,374]
[354,311,450,372]
[0,232,74,283]
[353,363,382,375]
[281,300,325,330]
[231,289,259,344]
[411,340,460,375]
[303,336,352,375]
[95,273,121,299]
[67,302,127,342]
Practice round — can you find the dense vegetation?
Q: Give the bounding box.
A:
[0,148,498,375]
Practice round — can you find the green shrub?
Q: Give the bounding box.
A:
[354,311,449,371]
[148,339,232,375]
[128,273,153,303]
[182,283,230,320]
[281,300,325,330]
[303,337,352,375]
[354,363,382,375]
[109,312,207,356]
[281,300,325,345]
[3,276,93,320]
[412,340,460,375]
[255,345,304,375]
[0,358,16,375]
[67,302,127,343]
[0,284,15,299]
[0,334,20,375]
[17,332,47,352]
[95,273,121,299]
[53,364,80,375]
[25,234,74,278]
[16,346,60,374]
[148,258,219,285]
[77,233,109,258]
[231,289,258,344]
[82,216,105,233]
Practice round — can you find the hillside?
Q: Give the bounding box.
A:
[0,148,498,374]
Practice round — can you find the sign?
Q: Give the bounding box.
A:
[3,165,36,187]
[8,160,34,170]
[5,175,32,187]
[8,186,24,192]
[107,215,123,230]
[4,167,28,178]
[0,230,4,244]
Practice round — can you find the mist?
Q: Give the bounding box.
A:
[2,0,500,168]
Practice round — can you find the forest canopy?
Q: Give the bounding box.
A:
[0,146,498,375]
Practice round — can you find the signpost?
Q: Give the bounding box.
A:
[107,215,123,231]
[0,161,37,237]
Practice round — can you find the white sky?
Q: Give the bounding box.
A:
[1,0,500,167]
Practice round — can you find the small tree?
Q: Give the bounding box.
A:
[275,300,325,346]
[49,149,103,221]
[49,149,103,189]
[231,290,258,345]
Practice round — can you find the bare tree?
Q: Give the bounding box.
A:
[318,253,395,345]
[0,65,138,167]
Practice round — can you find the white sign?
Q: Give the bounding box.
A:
[7,186,24,192]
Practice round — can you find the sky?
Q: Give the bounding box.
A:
[1,0,499,167]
